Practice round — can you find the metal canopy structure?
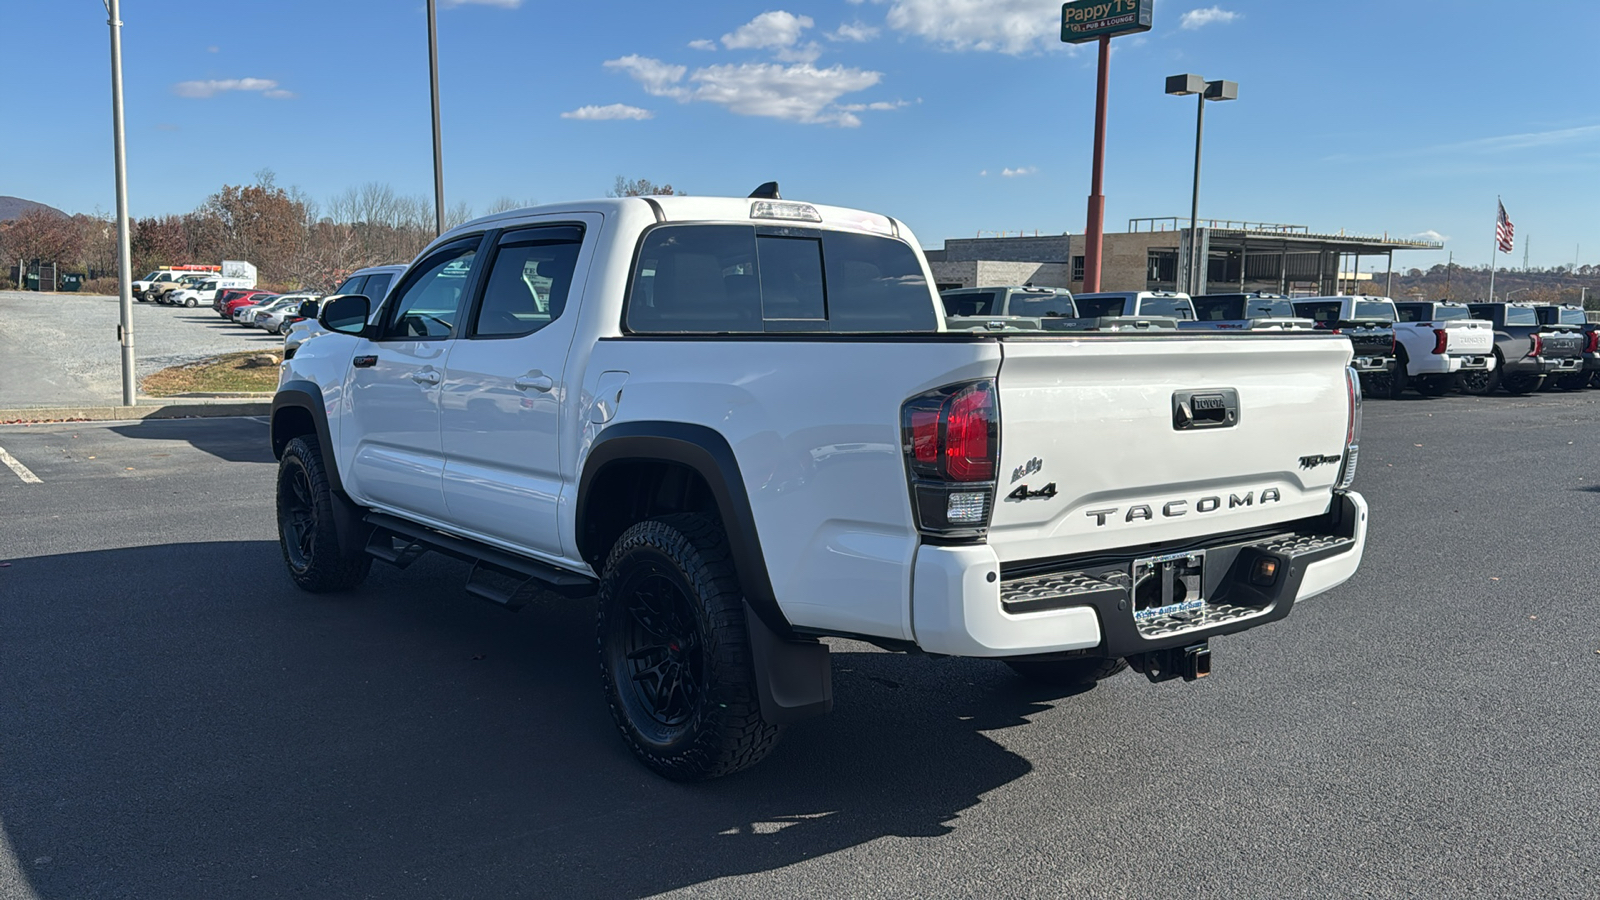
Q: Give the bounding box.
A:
[1129,217,1444,296]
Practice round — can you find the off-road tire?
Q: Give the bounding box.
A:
[597,513,780,781]
[1389,350,1411,398]
[276,435,371,592]
[1005,656,1129,686]
[1502,372,1542,394]
[1416,375,1454,397]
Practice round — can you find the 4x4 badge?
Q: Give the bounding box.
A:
[1007,483,1057,502]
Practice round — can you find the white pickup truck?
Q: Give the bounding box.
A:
[270,190,1370,780]
[1389,300,1496,396]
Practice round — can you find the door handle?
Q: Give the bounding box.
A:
[514,374,554,393]
[409,369,441,386]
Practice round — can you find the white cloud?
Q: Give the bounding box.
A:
[263,89,295,100]
[171,77,285,99]
[979,169,988,176]
[607,55,885,127]
[206,45,219,53]
[1001,166,1037,177]
[722,11,814,50]
[1180,7,1239,29]
[775,41,823,63]
[688,38,717,51]
[1407,230,1449,244]
[603,55,689,99]
[441,0,522,7]
[879,0,1068,55]
[829,21,880,42]
[837,100,909,112]
[561,103,654,121]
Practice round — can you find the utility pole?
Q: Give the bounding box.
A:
[426,0,445,236]
[105,0,135,406]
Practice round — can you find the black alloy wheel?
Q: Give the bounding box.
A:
[279,462,318,572]
[616,566,704,731]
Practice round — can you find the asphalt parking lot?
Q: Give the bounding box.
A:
[1,394,1597,899]
[0,292,281,407]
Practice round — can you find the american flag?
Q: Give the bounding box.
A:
[1496,201,1515,253]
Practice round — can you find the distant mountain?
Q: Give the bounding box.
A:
[0,196,66,221]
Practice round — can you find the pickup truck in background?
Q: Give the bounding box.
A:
[1466,302,1585,394]
[272,190,1370,780]
[1074,291,1196,321]
[941,285,1076,331]
[1531,304,1598,390]
[1390,301,1496,397]
[1292,297,1398,397]
[1185,293,1315,331]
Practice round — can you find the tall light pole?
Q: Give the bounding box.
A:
[1165,75,1237,296]
[105,0,135,406]
[426,0,445,236]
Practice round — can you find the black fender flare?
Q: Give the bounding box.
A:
[577,421,791,638]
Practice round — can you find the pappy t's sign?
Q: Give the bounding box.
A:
[1060,0,1154,43]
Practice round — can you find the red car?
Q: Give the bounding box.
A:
[220,290,273,319]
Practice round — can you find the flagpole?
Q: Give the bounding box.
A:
[1488,196,1499,302]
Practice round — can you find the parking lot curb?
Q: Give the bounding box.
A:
[0,398,273,424]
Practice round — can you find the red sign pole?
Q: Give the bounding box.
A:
[1082,35,1111,292]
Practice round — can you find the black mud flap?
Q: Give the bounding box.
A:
[745,601,832,725]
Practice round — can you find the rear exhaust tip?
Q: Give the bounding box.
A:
[1183,643,1211,681]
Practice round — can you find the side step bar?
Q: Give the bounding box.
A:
[364,512,596,609]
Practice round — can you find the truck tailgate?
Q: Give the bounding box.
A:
[989,335,1353,564]
[1443,320,1494,355]
[1539,330,1585,358]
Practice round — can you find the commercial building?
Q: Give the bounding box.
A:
[925,218,1443,296]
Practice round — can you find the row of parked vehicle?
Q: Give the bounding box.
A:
[938,286,1600,398]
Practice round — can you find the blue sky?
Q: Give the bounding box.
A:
[6,0,1599,272]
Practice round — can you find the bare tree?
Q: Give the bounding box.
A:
[608,176,683,197]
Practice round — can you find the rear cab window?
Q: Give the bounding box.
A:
[626,224,938,334]
[1137,298,1194,320]
[1006,293,1076,318]
[1353,300,1397,321]
[1074,297,1129,318]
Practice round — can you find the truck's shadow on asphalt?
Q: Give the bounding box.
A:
[109,418,275,464]
[1,543,1078,899]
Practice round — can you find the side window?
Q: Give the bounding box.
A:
[379,242,479,340]
[819,231,938,332]
[472,225,584,338]
[363,273,394,300]
[333,275,367,297]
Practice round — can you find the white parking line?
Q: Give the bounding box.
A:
[0,446,42,484]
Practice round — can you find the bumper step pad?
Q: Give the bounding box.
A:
[1001,570,1126,615]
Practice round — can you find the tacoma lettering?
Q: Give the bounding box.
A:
[1082,488,1283,527]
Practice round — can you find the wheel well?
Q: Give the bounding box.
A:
[271,405,316,460]
[579,460,719,569]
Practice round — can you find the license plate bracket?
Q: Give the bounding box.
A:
[1131,551,1206,625]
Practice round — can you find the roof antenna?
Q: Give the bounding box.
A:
[748,181,781,200]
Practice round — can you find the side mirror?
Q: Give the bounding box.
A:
[319,294,371,336]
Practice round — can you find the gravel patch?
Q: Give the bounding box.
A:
[0,291,283,407]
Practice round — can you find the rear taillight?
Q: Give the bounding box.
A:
[1432,329,1449,355]
[1530,334,1544,358]
[902,381,999,538]
[1587,331,1599,354]
[1337,366,1362,490]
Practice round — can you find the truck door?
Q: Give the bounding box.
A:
[438,217,598,560]
[343,236,483,521]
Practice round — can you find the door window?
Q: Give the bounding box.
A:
[379,242,480,340]
[363,273,394,300]
[472,226,584,338]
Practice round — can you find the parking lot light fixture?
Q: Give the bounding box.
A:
[1166,74,1238,295]
[105,0,136,406]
